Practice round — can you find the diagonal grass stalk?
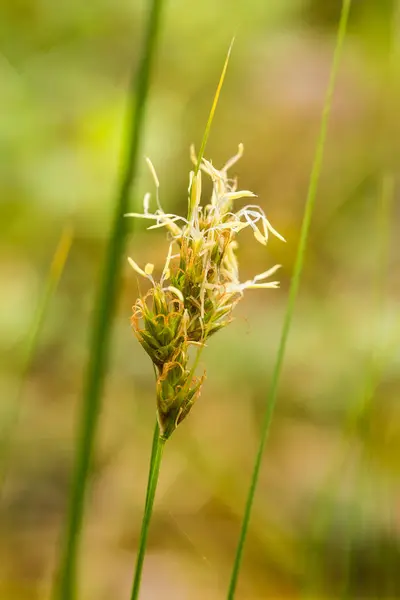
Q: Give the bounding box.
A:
[194,38,234,176]
[226,1,352,597]
[52,1,164,598]
[130,433,165,600]
[0,224,73,496]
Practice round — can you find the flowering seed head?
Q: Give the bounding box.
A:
[127,145,285,439]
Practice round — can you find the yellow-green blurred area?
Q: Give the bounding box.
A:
[1,0,400,598]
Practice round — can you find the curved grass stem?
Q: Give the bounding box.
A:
[226,1,352,597]
[52,1,165,598]
[130,434,165,600]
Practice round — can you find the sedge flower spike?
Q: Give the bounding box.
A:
[126,146,285,439]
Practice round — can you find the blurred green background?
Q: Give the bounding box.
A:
[1,0,400,598]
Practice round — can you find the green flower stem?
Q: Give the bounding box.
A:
[133,346,204,596]
[226,1,352,598]
[53,1,164,598]
[145,419,161,510]
[130,434,165,600]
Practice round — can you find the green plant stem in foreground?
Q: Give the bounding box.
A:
[130,434,165,600]
[226,1,352,598]
[53,1,164,599]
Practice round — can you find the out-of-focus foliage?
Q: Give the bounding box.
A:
[1,1,399,598]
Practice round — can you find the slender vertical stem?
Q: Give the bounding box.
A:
[226,2,352,597]
[53,2,165,598]
[144,419,160,509]
[130,435,165,600]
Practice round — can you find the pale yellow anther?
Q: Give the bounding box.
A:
[264,218,286,243]
[128,257,150,279]
[245,282,280,289]
[223,143,244,171]
[188,171,202,221]
[253,265,281,282]
[143,192,151,214]
[253,228,267,245]
[161,243,173,282]
[190,144,197,165]
[224,190,256,201]
[166,286,184,303]
[145,157,159,188]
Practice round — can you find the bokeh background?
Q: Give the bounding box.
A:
[1,0,400,598]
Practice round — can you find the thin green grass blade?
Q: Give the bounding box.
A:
[130,434,165,600]
[52,2,165,598]
[0,224,74,495]
[194,38,234,176]
[226,2,352,597]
